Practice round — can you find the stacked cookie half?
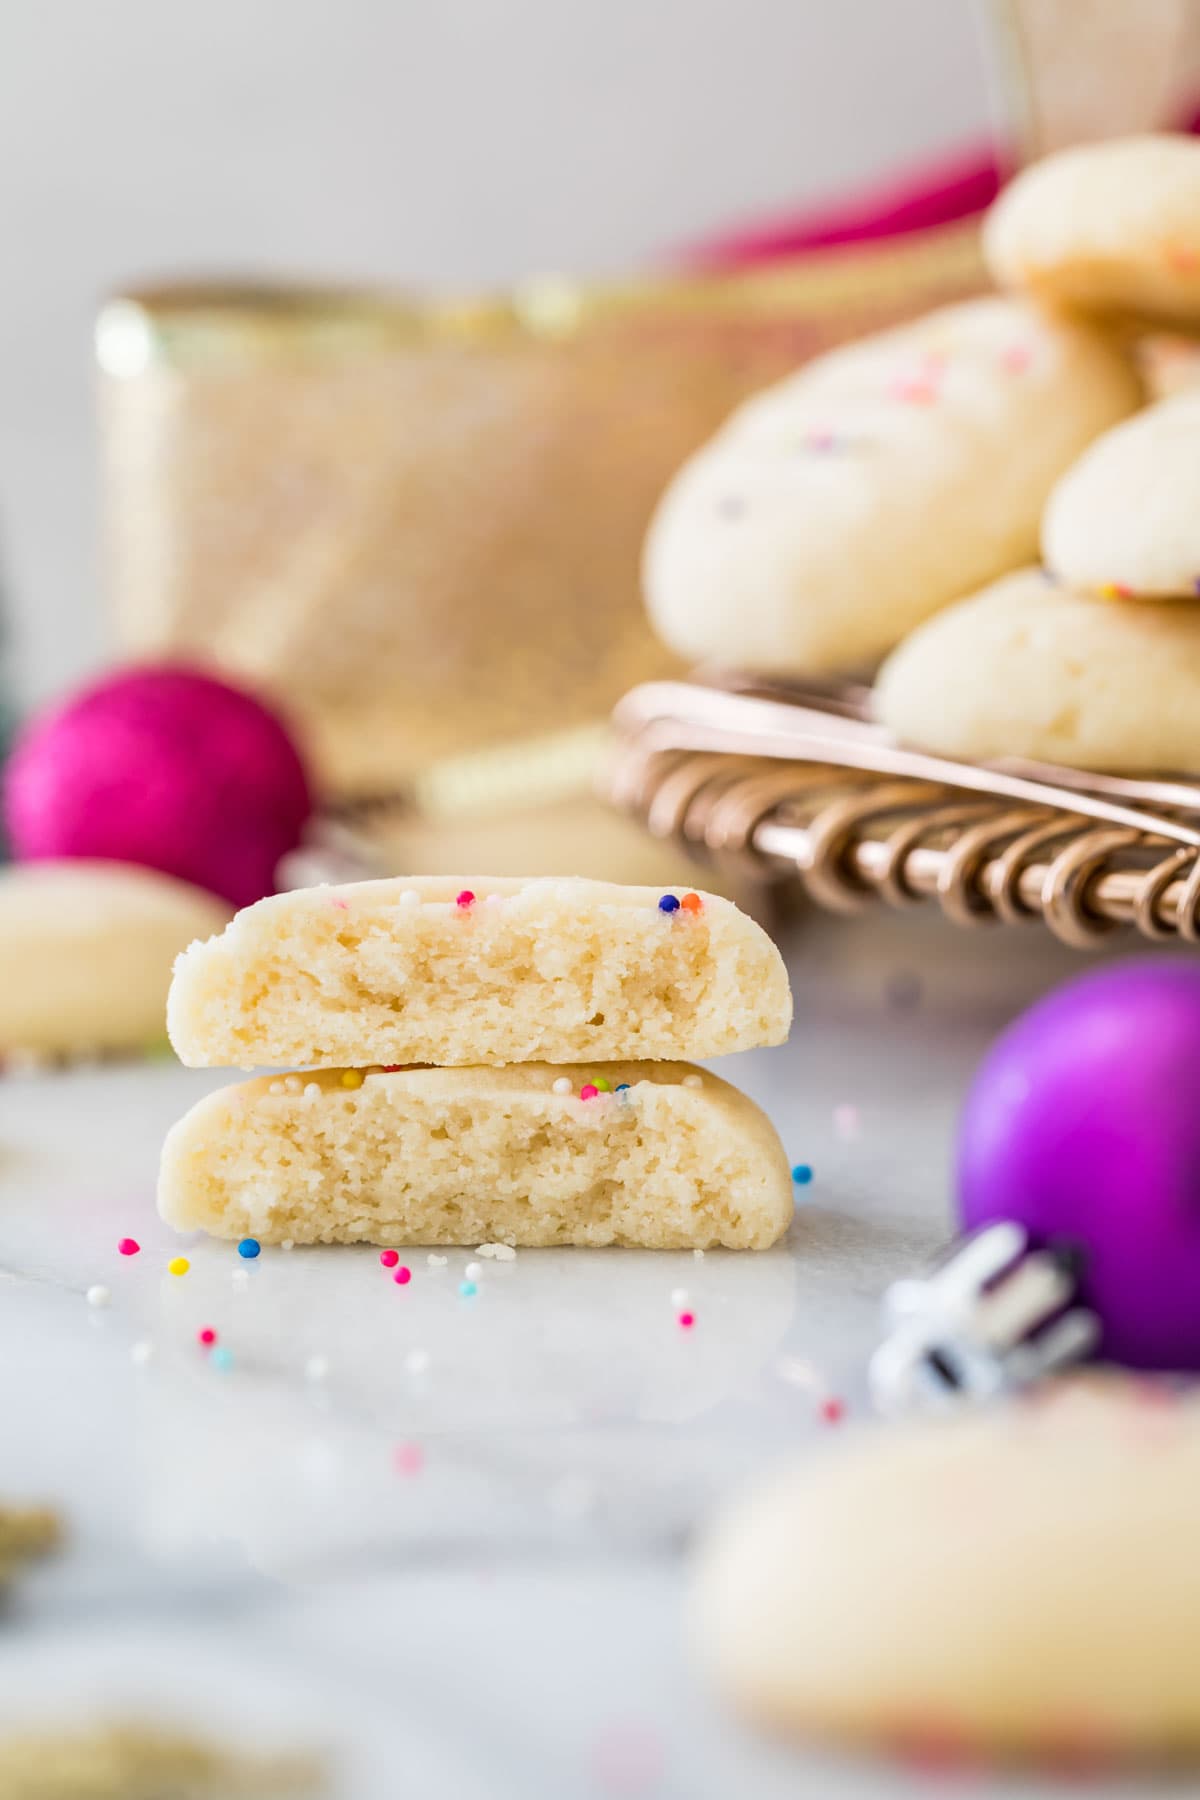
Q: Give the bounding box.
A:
[159,877,794,1251]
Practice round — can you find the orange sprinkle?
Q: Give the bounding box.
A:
[680,892,703,913]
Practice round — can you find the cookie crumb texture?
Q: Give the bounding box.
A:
[167,876,791,1069]
[158,1062,794,1249]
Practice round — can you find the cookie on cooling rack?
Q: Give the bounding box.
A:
[1043,393,1200,600]
[874,566,1200,771]
[985,134,1200,327]
[643,298,1138,676]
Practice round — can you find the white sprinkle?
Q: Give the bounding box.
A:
[284,1074,303,1094]
[86,1284,111,1309]
[130,1339,155,1365]
[399,890,420,906]
[670,1286,689,1307]
[231,1266,250,1286]
[305,1354,330,1382]
[427,1253,448,1268]
[268,1080,285,1096]
[476,1242,517,1261]
[552,1077,572,1096]
[464,1261,482,1282]
[304,1082,321,1100]
[776,1355,820,1389]
[281,1239,295,1251]
[692,1248,706,1261]
[404,1348,430,1376]
[682,1074,703,1089]
[484,893,503,906]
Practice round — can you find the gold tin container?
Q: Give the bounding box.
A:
[98,231,983,804]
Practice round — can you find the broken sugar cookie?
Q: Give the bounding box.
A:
[0,861,229,1056]
[691,1375,1200,1758]
[642,296,1139,675]
[166,876,791,1070]
[158,1062,794,1249]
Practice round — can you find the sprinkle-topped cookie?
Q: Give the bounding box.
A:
[167,876,791,1070]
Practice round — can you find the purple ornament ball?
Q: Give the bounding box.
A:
[4,665,313,909]
[958,959,1200,1371]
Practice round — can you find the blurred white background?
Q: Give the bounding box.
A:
[0,0,1000,708]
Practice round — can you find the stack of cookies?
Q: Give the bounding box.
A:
[643,132,1200,781]
[159,877,794,1251]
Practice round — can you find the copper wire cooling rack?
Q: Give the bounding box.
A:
[607,681,1200,949]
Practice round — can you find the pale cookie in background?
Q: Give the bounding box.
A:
[158,1061,794,1250]
[692,1376,1200,1758]
[874,568,1200,771]
[0,861,229,1057]
[642,297,1139,675]
[985,135,1200,327]
[1043,393,1200,598]
[167,876,791,1070]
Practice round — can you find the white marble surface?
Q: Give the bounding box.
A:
[0,905,1188,1798]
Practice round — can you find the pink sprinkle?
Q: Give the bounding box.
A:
[198,1327,217,1347]
[393,1265,412,1286]
[379,1249,400,1268]
[888,375,937,405]
[819,1396,846,1425]
[455,889,476,909]
[1001,343,1032,373]
[393,1440,424,1476]
[678,1311,695,1329]
[579,1084,599,1101]
[330,897,349,911]
[117,1237,140,1257]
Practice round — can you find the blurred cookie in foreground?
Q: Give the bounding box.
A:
[692,1376,1200,1761]
[0,1723,323,1798]
[1043,393,1200,599]
[985,134,1200,327]
[643,297,1138,676]
[874,568,1200,771]
[0,863,229,1059]
[159,1062,794,1251]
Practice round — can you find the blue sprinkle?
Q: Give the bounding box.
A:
[791,1164,813,1186]
[657,894,681,914]
[615,1083,631,1092]
[210,1346,234,1372]
[458,1280,478,1298]
[237,1238,261,1259]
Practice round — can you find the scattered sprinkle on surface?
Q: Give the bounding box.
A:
[670,1287,690,1307]
[237,1238,261,1259]
[459,1280,478,1298]
[464,1261,483,1281]
[392,1266,412,1286]
[380,1249,400,1268]
[819,1396,847,1425]
[393,1441,424,1476]
[168,1257,190,1277]
[210,1346,234,1372]
[86,1284,110,1309]
[792,1164,813,1186]
[428,1253,448,1268]
[117,1237,140,1257]
[678,1310,696,1330]
[197,1327,217,1347]
[476,1243,516,1261]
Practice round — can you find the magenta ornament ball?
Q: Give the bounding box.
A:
[4,665,312,909]
[958,959,1200,1371]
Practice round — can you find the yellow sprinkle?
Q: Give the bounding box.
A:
[593,1077,611,1091]
[168,1256,190,1277]
[340,1069,363,1089]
